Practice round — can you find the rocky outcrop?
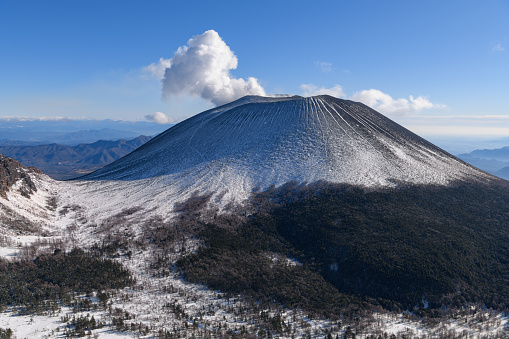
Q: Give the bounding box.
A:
[0,155,41,199]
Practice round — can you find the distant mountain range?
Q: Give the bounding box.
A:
[458,146,509,180]
[0,119,170,145]
[0,135,151,179]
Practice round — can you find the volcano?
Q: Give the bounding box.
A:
[79,95,493,193]
[1,95,498,228]
[1,95,509,338]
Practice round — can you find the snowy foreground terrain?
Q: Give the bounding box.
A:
[1,234,507,339]
[0,96,507,338]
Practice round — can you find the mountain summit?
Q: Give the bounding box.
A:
[79,95,492,195]
[1,95,496,229]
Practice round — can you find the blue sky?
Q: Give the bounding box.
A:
[0,0,508,139]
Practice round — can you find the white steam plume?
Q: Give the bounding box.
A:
[148,30,266,106]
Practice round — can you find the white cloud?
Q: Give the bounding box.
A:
[145,112,174,124]
[315,61,332,73]
[144,58,172,79]
[300,84,345,98]
[351,89,442,115]
[492,43,504,52]
[300,84,443,115]
[150,30,266,107]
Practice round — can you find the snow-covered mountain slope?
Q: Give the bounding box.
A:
[84,96,490,177]
[1,95,497,229]
[81,95,492,186]
[0,156,60,233]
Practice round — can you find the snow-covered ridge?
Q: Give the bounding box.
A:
[1,95,497,228]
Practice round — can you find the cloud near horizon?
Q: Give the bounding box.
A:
[145,112,174,124]
[351,89,442,115]
[300,84,443,115]
[146,30,266,106]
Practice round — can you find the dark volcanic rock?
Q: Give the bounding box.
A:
[0,155,41,199]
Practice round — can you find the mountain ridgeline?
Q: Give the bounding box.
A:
[458,146,509,180]
[0,136,151,179]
